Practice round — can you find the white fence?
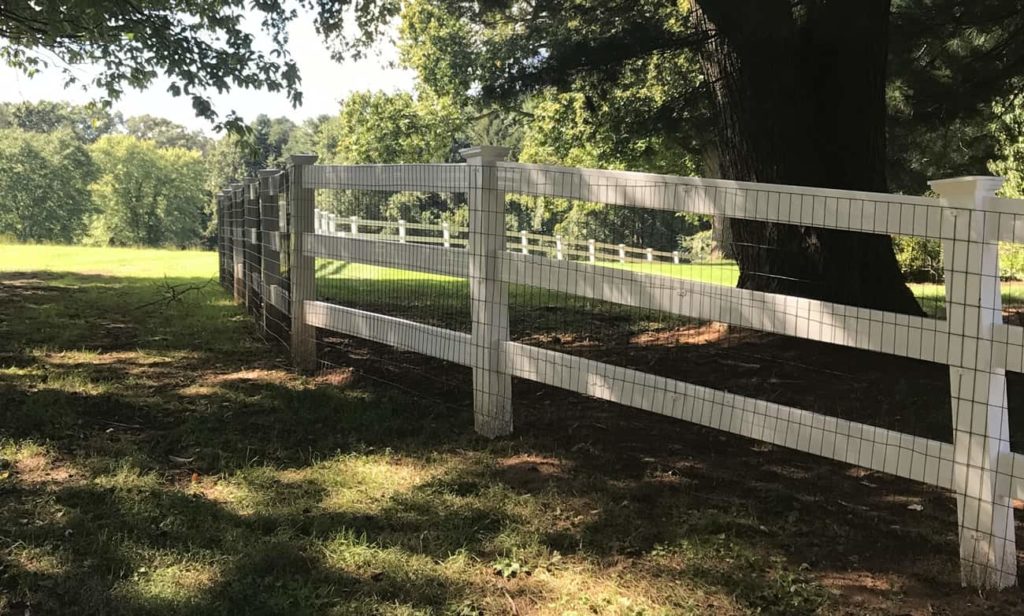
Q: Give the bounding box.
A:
[219,149,1024,589]
[311,211,690,264]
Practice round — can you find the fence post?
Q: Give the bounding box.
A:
[462,146,512,438]
[520,230,528,255]
[588,239,596,263]
[216,193,226,287]
[223,189,235,288]
[243,177,260,313]
[289,154,319,372]
[556,235,564,260]
[673,250,680,265]
[398,219,407,243]
[618,244,626,263]
[930,175,1017,589]
[646,247,654,262]
[442,221,451,248]
[258,170,280,332]
[229,183,245,303]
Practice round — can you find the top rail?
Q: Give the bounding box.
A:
[304,164,470,193]
[300,161,1024,242]
[497,162,966,239]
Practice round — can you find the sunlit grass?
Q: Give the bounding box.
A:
[5,242,1018,614]
[0,243,217,278]
[0,242,852,615]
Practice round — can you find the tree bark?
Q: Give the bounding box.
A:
[702,144,735,260]
[694,0,924,315]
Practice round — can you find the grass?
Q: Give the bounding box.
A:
[316,254,1024,322]
[1,243,1021,615]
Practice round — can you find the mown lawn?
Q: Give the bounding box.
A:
[1,243,1021,615]
[317,253,1024,323]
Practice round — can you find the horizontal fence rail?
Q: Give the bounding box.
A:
[218,151,1024,590]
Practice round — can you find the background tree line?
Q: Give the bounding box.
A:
[2,0,1023,285]
[4,0,1024,314]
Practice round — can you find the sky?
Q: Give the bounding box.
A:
[0,11,417,135]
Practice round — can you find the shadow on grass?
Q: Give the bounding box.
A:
[1,270,1022,614]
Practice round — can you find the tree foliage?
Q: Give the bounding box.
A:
[0,0,413,132]
[991,92,1024,199]
[125,115,209,152]
[89,135,205,246]
[0,101,121,143]
[322,90,465,164]
[0,128,96,242]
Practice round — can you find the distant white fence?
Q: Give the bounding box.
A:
[219,150,1024,589]
[311,211,689,265]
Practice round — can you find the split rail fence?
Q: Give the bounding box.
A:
[218,147,1024,589]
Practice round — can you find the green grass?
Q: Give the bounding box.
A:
[0,243,838,615]
[602,259,741,286]
[315,259,695,337]
[2,243,1020,615]
[0,243,217,279]
[314,255,1024,322]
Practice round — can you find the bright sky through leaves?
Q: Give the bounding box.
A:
[0,10,416,135]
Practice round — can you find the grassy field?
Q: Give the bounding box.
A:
[315,256,1024,325]
[2,243,1022,615]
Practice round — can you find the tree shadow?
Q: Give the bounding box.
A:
[3,268,1023,614]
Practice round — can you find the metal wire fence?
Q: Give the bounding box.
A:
[217,149,1024,590]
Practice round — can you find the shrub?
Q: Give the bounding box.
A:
[1000,243,1024,280]
[893,236,1024,282]
[893,236,943,282]
[678,229,715,262]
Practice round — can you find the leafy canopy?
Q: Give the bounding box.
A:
[0,128,96,242]
[89,134,206,246]
[0,0,398,132]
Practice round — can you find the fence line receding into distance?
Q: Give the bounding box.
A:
[217,149,1024,589]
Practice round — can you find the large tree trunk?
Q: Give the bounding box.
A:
[694,0,924,315]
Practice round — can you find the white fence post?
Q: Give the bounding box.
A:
[673,250,680,264]
[289,154,319,372]
[618,244,626,263]
[556,235,564,260]
[442,221,451,248]
[462,145,512,438]
[398,219,407,243]
[930,175,1017,589]
[257,169,279,332]
[230,183,245,303]
[349,215,359,236]
[646,247,654,262]
[588,239,596,263]
[243,177,259,312]
[520,230,528,255]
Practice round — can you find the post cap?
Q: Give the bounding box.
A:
[928,176,1005,207]
[459,145,510,164]
[257,169,279,178]
[289,154,318,165]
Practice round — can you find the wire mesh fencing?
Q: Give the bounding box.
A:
[217,151,1024,589]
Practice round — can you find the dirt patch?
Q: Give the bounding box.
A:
[498,454,571,491]
[203,368,297,386]
[629,321,736,346]
[314,367,356,387]
[13,454,78,486]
